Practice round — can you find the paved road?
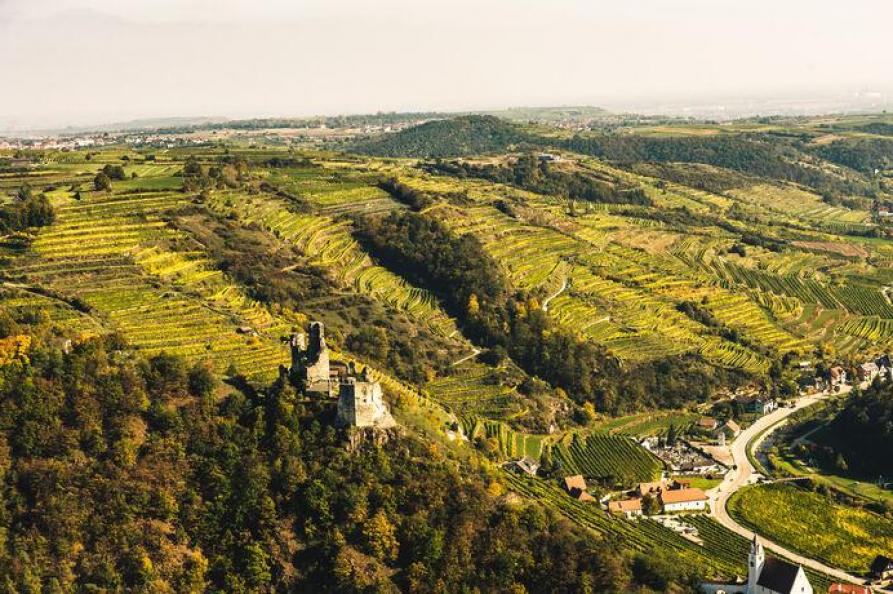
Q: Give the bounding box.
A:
[707,385,867,586]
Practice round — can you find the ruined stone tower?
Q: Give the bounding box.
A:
[290,321,333,395]
[336,365,396,429]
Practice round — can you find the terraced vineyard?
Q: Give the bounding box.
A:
[204,189,464,339]
[552,432,663,485]
[727,184,870,226]
[496,473,837,592]
[684,515,834,592]
[4,169,292,380]
[594,410,701,436]
[4,113,892,590]
[729,483,893,575]
[265,168,398,215]
[463,418,546,459]
[426,363,524,418]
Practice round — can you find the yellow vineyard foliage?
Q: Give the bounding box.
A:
[0,335,31,366]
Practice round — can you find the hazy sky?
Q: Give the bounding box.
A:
[1,0,891,128]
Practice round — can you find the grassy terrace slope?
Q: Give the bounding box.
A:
[729,483,893,575]
[6,136,893,380]
[203,170,466,336]
[4,122,887,589]
[397,169,808,371]
[7,181,291,380]
[369,129,893,366]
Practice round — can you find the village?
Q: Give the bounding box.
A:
[501,351,893,594]
[284,318,892,594]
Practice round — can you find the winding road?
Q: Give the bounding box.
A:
[707,384,866,586]
[541,277,568,312]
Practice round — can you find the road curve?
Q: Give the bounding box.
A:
[707,385,866,586]
[450,347,481,367]
[541,277,568,312]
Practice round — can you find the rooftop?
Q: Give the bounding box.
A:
[658,488,708,504]
[563,474,587,492]
[828,585,871,594]
[608,498,642,513]
[756,557,801,594]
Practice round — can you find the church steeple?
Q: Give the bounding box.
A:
[748,535,765,592]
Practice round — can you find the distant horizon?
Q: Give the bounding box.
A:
[2,87,892,136]
[2,0,891,132]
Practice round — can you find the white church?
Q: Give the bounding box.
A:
[702,536,812,594]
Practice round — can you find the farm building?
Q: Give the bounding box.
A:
[507,457,540,477]
[701,537,813,594]
[698,417,719,431]
[637,478,692,497]
[563,475,594,501]
[737,396,778,416]
[715,420,741,444]
[829,366,847,389]
[607,498,642,518]
[858,361,879,381]
[638,480,666,497]
[659,488,708,512]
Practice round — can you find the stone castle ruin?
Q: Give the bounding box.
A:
[336,364,396,429]
[288,321,396,429]
[289,321,338,395]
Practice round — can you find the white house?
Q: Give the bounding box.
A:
[701,537,812,594]
[659,488,709,512]
[507,457,540,477]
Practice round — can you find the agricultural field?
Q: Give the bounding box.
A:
[6,139,893,393]
[592,410,701,436]
[426,362,526,418]
[463,418,546,460]
[728,482,893,574]
[552,432,663,485]
[726,184,871,227]
[4,110,893,591]
[203,188,465,340]
[5,182,292,380]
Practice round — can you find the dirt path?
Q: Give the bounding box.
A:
[541,277,568,312]
[707,385,868,587]
[450,347,480,367]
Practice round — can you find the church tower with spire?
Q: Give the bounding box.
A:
[748,535,765,592]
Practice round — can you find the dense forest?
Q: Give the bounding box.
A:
[810,137,893,174]
[559,133,866,198]
[354,210,748,416]
[354,116,528,158]
[0,334,698,593]
[424,155,652,206]
[813,381,893,477]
